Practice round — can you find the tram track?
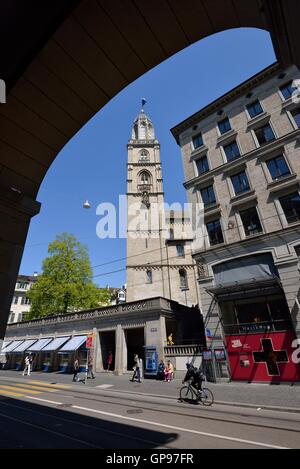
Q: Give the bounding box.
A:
[0,398,176,449]
[0,377,298,436]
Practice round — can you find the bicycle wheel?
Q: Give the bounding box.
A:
[200,387,214,406]
[179,385,194,403]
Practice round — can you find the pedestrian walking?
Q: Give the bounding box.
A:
[130,353,142,383]
[106,350,113,372]
[73,357,80,382]
[87,358,95,379]
[22,354,31,376]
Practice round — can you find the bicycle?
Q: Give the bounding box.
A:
[179,380,214,406]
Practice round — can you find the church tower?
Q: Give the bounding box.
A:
[126,102,199,307]
[126,103,168,302]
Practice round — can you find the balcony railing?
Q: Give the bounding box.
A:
[164,344,203,356]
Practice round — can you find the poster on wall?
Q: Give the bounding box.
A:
[203,350,212,361]
[214,349,226,361]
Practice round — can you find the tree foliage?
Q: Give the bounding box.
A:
[28,233,111,319]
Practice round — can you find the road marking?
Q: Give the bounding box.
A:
[96,384,114,389]
[0,385,41,395]
[25,396,63,405]
[10,383,58,393]
[29,380,71,389]
[72,405,289,449]
[0,389,24,398]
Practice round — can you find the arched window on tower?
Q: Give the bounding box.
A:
[140,121,147,139]
[140,171,150,185]
[179,269,188,290]
[146,270,152,284]
[139,149,149,162]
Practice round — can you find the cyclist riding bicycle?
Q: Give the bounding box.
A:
[182,363,205,393]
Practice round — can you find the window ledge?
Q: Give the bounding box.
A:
[216,129,237,146]
[204,203,221,215]
[244,231,264,239]
[281,96,300,111]
[191,145,208,159]
[230,190,256,207]
[246,111,270,129]
[267,174,299,194]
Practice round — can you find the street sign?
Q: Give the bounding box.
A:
[86,336,93,348]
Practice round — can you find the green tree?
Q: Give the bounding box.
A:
[28,233,111,319]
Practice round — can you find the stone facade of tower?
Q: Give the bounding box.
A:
[126,108,198,306]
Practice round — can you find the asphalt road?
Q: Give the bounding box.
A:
[0,374,299,449]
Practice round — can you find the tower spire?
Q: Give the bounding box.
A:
[131,100,155,141]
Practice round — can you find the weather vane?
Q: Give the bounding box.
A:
[141,98,147,110]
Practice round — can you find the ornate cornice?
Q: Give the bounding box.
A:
[171,63,280,143]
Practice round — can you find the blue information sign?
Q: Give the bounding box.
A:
[144,345,158,376]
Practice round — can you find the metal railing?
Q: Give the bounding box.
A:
[164,344,203,356]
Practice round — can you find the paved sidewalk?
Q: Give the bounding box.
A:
[1,369,300,411]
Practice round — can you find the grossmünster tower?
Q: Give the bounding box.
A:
[126,103,198,306]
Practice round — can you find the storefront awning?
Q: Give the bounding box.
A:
[206,276,281,301]
[0,340,12,352]
[1,340,24,353]
[11,339,37,353]
[58,335,87,353]
[26,338,53,352]
[41,336,70,352]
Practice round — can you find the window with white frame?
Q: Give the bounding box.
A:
[9,312,15,323]
[21,297,30,305]
[279,81,297,101]
[239,207,263,236]
[206,219,224,246]
[279,192,300,224]
[192,133,204,150]
[218,117,231,135]
[195,155,209,176]
[231,171,250,195]
[200,185,216,207]
[246,100,263,119]
[223,140,240,161]
[266,155,291,180]
[254,123,275,146]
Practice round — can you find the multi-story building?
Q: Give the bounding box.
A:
[8,274,38,323]
[171,63,300,382]
[126,106,199,308]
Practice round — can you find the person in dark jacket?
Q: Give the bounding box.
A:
[73,358,80,382]
[182,363,205,391]
[106,351,113,372]
[156,359,165,380]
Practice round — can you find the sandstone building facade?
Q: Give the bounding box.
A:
[172,63,300,382]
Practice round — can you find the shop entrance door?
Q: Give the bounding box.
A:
[125,328,145,371]
[100,331,115,371]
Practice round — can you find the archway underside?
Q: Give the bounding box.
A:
[1,0,300,337]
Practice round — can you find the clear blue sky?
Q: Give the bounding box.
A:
[20,27,276,288]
